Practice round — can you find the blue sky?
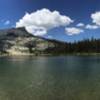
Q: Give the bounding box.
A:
[0,0,100,42]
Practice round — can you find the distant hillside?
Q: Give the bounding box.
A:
[0,27,100,55]
[0,27,67,55]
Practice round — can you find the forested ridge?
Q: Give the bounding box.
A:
[65,38,100,53]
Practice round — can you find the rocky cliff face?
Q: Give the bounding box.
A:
[0,28,67,55]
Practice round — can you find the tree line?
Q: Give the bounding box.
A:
[65,38,100,54]
[45,38,100,54]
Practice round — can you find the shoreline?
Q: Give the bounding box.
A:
[1,53,100,57]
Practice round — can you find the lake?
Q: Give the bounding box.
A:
[0,56,100,100]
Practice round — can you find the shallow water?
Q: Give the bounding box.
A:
[0,56,100,100]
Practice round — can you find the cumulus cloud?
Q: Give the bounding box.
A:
[86,24,99,29]
[76,23,84,27]
[65,27,84,35]
[4,20,10,25]
[16,8,73,36]
[84,11,100,30]
[91,12,100,26]
[25,26,47,36]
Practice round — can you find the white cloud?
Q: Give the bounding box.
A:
[86,24,99,29]
[25,26,47,36]
[76,23,84,27]
[4,20,10,25]
[91,12,100,26]
[65,27,84,35]
[16,8,73,36]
